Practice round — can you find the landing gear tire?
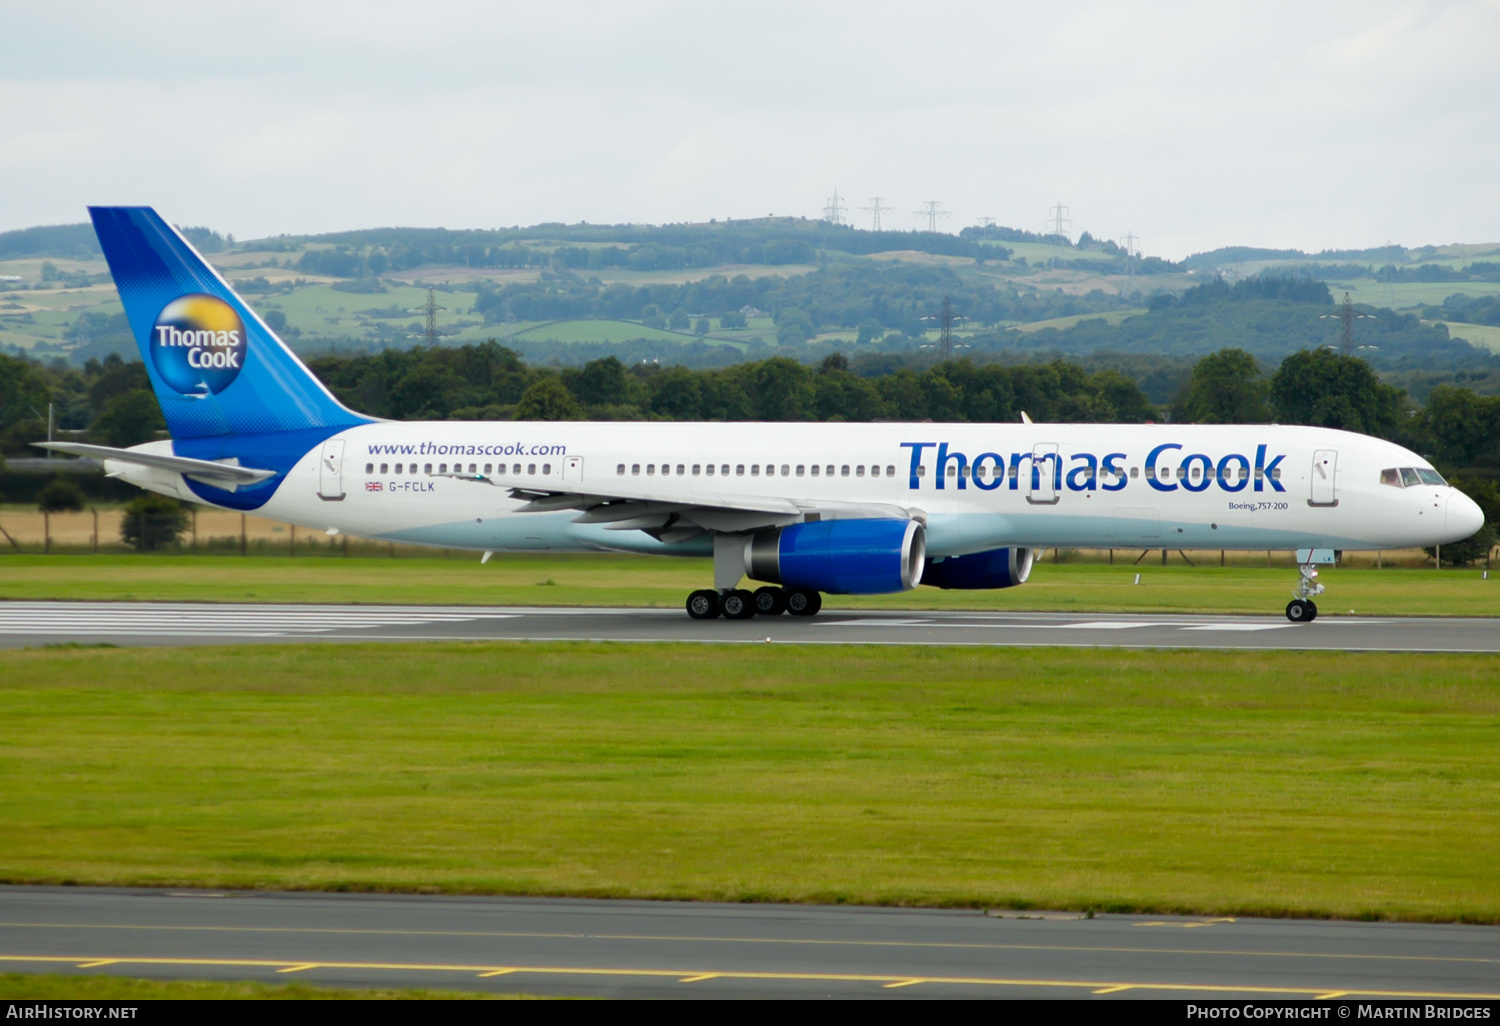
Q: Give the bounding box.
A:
[1286,599,1318,623]
[753,586,787,616]
[784,588,822,617]
[686,589,721,620]
[721,589,757,620]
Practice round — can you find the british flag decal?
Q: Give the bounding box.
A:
[366,481,383,491]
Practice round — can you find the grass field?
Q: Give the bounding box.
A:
[0,553,1493,617]
[1440,320,1500,354]
[3,642,1498,920]
[0,973,529,1000]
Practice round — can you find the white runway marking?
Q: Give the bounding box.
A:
[0,603,516,638]
[1179,623,1291,632]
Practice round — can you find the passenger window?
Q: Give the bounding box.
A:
[1380,468,1400,487]
[1417,468,1446,485]
[1400,467,1420,487]
[542,464,551,475]
[1191,466,1201,480]
[871,465,880,477]
[826,465,835,476]
[1130,467,1138,479]
[676,464,684,476]
[618,464,626,475]
[365,463,374,474]
[470,464,477,474]
[395,464,403,475]
[959,466,969,478]
[482,464,490,475]
[424,463,432,474]
[796,465,805,477]
[841,465,850,477]
[647,464,655,475]
[736,465,745,476]
[917,466,927,477]
[781,464,789,476]
[1270,468,1280,480]
[764,465,772,477]
[721,465,730,476]
[751,465,760,476]
[439,463,448,474]
[886,465,895,477]
[528,463,537,475]
[946,466,957,477]
[692,464,701,476]
[811,465,820,477]
[705,464,715,476]
[1145,467,1156,480]
[857,466,866,477]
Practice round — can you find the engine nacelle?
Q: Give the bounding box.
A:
[922,546,1034,590]
[745,518,925,594]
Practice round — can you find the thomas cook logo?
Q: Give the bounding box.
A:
[150,294,247,396]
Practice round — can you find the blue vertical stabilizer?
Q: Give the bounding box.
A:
[88,206,370,440]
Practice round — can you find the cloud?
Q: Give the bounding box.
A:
[1,0,1497,256]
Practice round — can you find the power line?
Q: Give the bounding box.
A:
[861,197,895,232]
[914,201,950,233]
[408,288,446,347]
[822,188,847,226]
[978,217,997,228]
[1122,231,1140,280]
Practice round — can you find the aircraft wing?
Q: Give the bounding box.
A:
[442,470,918,542]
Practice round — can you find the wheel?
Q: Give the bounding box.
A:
[721,589,757,620]
[753,586,787,616]
[784,588,822,617]
[1285,599,1316,623]
[686,589,720,620]
[1306,600,1318,621]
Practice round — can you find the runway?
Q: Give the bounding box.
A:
[0,600,1496,651]
[2,887,1498,1000]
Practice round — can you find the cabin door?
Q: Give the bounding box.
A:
[1028,443,1060,505]
[318,439,346,501]
[1310,449,1338,507]
[563,456,584,482]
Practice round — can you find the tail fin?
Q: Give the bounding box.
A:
[88,206,369,440]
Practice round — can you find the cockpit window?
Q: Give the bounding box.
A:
[1416,468,1447,486]
[1399,467,1422,487]
[1380,468,1401,487]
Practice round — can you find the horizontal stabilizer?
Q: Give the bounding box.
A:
[33,442,276,485]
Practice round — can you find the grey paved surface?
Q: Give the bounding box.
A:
[1,887,1498,1000]
[0,601,1496,651]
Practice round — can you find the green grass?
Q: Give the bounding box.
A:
[0,973,534,1000]
[0,553,1494,617]
[2,642,1499,920]
[1439,320,1500,355]
[505,318,734,347]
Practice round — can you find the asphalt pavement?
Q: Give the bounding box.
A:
[0,601,1496,651]
[2,887,1497,1000]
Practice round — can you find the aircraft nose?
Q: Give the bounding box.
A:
[1446,491,1486,541]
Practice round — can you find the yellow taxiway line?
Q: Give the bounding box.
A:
[3,954,1500,999]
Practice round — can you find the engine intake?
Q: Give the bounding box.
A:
[922,547,1034,589]
[745,518,925,594]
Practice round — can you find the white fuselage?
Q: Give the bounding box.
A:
[111,420,1482,562]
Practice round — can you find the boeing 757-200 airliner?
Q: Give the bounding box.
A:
[40,207,1484,622]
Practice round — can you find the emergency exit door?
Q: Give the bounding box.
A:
[1027,443,1060,505]
[318,438,345,501]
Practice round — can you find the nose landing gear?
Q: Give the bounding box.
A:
[1284,562,1325,623]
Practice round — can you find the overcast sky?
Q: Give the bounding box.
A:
[3,1,1498,258]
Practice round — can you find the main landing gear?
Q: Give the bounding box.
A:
[685,587,822,620]
[1284,561,1326,623]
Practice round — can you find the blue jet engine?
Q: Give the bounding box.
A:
[922,546,1035,589]
[745,518,925,594]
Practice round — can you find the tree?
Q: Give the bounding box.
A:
[668,308,690,331]
[120,493,188,551]
[513,378,582,421]
[90,389,166,448]
[693,317,710,336]
[719,310,746,330]
[562,356,630,408]
[36,475,84,513]
[1269,350,1404,438]
[1176,348,1271,423]
[856,318,884,344]
[1417,386,1500,469]
[0,352,49,433]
